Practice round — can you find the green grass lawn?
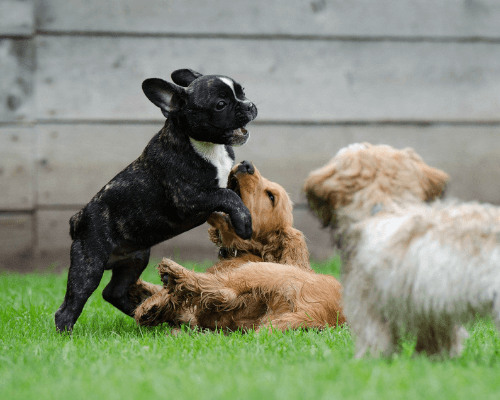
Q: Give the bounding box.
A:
[1,258,500,400]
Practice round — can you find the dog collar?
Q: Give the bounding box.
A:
[218,247,238,259]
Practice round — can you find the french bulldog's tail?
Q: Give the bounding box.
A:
[69,209,85,240]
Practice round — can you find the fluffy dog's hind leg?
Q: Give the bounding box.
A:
[352,315,395,358]
[450,326,469,357]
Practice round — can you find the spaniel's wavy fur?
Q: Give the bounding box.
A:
[159,258,345,332]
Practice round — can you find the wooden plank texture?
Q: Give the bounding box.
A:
[0,213,33,271]
[36,37,500,122]
[37,124,500,206]
[36,124,156,205]
[36,0,500,38]
[0,39,35,122]
[0,126,34,209]
[35,207,334,269]
[0,0,34,36]
[36,209,74,258]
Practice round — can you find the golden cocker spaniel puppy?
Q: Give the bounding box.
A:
[128,161,345,331]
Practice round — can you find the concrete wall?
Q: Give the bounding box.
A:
[1,0,500,270]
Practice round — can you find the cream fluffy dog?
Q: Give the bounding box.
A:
[304,142,500,357]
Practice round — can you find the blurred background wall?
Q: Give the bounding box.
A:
[1,0,500,270]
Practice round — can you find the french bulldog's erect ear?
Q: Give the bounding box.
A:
[142,78,185,118]
[171,69,203,87]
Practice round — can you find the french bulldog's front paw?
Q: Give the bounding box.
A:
[233,212,252,240]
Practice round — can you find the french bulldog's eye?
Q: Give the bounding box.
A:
[266,191,275,206]
[215,101,227,111]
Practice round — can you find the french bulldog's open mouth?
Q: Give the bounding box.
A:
[229,127,250,146]
[233,127,248,136]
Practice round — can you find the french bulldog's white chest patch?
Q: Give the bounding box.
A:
[190,138,233,188]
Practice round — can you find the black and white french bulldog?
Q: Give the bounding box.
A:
[55,69,258,332]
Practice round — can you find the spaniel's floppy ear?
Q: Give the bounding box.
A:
[280,228,311,270]
[262,227,311,270]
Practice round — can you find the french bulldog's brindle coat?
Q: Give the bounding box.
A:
[55,69,257,332]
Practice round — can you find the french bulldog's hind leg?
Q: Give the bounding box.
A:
[55,237,108,332]
[102,248,151,316]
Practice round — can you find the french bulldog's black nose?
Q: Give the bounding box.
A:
[237,160,254,175]
[248,102,257,117]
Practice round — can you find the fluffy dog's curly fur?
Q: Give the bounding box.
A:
[304,142,500,357]
[128,162,345,331]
